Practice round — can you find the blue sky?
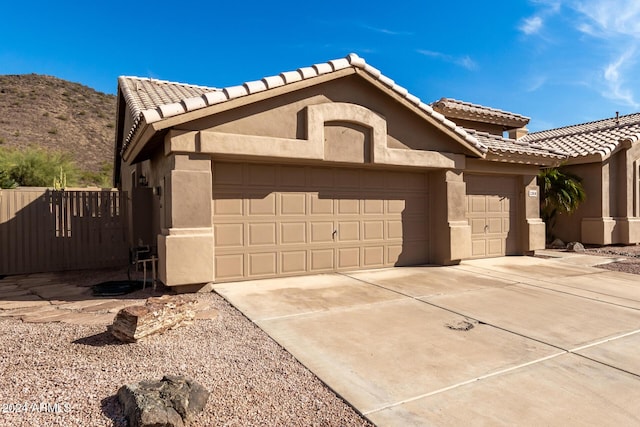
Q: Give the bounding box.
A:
[1,0,639,132]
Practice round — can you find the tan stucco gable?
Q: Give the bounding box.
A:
[116,54,488,167]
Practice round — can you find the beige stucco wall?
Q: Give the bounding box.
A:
[180,75,476,157]
[119,74,553,287]
[558,145,640,245]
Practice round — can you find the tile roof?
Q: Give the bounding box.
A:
[432,98,530,129]
[521,113,640,158]
[118,54,487,155]
[464,129,567,162]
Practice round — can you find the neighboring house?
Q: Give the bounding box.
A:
[114,54,564,288]
[520,114,640,245]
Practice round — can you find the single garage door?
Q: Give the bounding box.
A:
[465,175,517,258]
[212,162,429,282]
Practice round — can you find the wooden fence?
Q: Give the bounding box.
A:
[0,188,129,275]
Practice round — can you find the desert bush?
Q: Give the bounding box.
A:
[0,147,80,188]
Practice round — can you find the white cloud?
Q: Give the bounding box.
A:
[417,49,477,71]
[520,16,544,35]
[360,24,413,36]
[565,1,640,107]
[602,48,639,107]
[572,0,640,37]
[526,75,547,92]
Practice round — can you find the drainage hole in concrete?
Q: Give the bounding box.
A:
[445,319,477,331]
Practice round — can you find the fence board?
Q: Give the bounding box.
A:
[0,189,129,275]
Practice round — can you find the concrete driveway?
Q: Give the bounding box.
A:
[214,255,640,426]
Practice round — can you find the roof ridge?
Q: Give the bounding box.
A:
[436,97,530,121]
[526,112,640,138]
[465,128,568,157]
[120,53,488,155]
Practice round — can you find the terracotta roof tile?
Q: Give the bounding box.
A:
[522,113,640,158]
[432,98,530,129]
[465,129,567,162]
[118,54,487,155]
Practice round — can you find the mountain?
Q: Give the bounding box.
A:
[0,74,116,175]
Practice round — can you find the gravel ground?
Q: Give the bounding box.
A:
[583,244,640,275]
[2,247,639,427]
[0,290,372,427]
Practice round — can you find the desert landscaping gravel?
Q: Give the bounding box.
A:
[0,289,372,427]
[2,246,639,427]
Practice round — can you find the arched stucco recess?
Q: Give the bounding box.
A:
[169,102,464,169]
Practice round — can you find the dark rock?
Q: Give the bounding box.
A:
[567,241,585,252]
[117,375,209,427]
[549,238,566,249]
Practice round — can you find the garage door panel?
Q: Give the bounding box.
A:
[396,242,428,265]
[311,249,334,271]
[338,221,359,241]
[311,194,334,215]
[311,222,334,243]
[402,219,427,241]
[469,196,486,213]
[281,251,307,273]
[248,223,276,246]
[248,194,276,215]
[487,218,503,234]
[364,246,385,267]
[281,222,306,244]
[215,223,244,247]
[311,168,333,187]
[335,169,360,188]
[488,197,504,213]
[470,218,486,234]
[214,163,243,185]
[280,193,306,215]
[215,254,244,280]
[214,195,244,216]
[364,199,384,214]
[248,252,277,276]
[487,239,504,256]
[279,166,306,187]
[388,199,405,214]
[388,220,403,239]
[248,164,276,186]
[213,163,430,281]
[338,247,360,269]
[337,197,360,215]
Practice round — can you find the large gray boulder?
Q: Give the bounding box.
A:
[117,375,209,427]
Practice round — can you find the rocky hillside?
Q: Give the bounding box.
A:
[0,74,116,174]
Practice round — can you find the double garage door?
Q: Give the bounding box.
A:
[212,162,429,282]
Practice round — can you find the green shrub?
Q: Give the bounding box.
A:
[0,147,80,188]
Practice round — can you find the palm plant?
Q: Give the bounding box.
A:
[538,167,586,242]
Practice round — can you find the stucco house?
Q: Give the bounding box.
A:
[519,114,640,245]
[114,54,565,288]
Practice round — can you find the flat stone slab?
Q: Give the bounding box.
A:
[367,354,640,426]
[31,285,92,300]
[21,310,79,323]
[0,298,49,310]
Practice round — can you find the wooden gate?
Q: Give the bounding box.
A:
[0,189,129,275]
